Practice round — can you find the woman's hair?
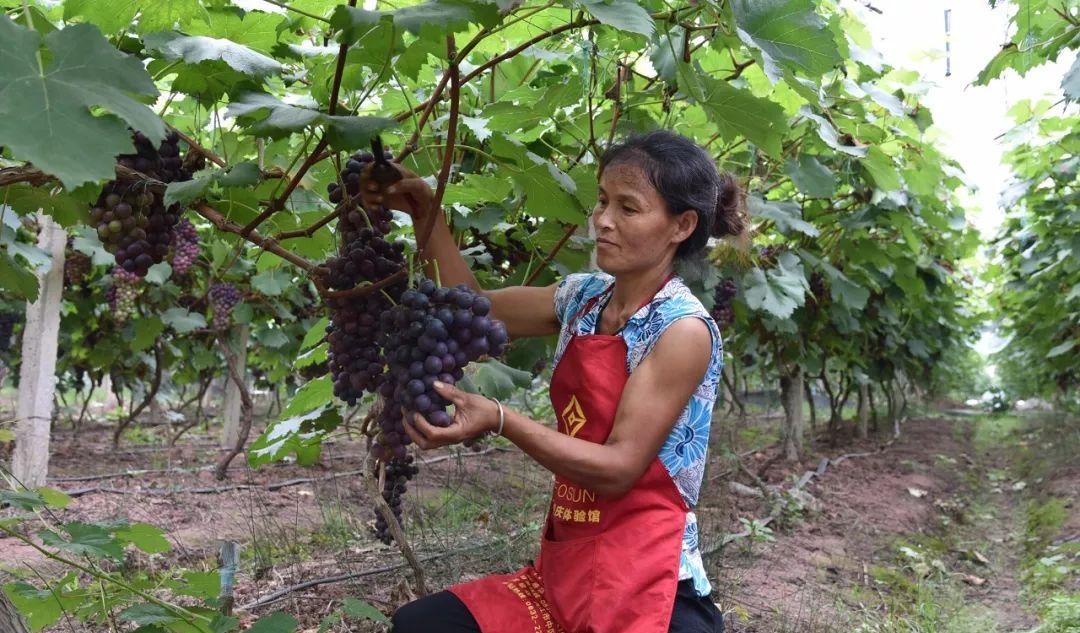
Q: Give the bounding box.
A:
[598,129,746,260]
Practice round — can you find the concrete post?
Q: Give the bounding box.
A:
[220,325,249,448]
[12,214,66,488]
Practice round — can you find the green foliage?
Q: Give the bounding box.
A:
[987,105,1078,404]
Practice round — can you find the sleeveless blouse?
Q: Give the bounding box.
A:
[552,272,724,597]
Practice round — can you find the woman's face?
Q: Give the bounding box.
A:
[591,162,697,275]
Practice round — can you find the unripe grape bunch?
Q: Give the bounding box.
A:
[109,267,141,324]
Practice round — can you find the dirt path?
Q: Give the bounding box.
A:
[710,412,1047,632]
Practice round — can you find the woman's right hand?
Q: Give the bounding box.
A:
[360,162,437,222]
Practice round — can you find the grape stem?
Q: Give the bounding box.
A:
[239,0,356,239]
[320,269,407,300]
[193,202,324,275]
[370,460,428,595]
[419,36,461,264]
[273,207,342,241]
[523,223,577,286]
[167,125,227,169]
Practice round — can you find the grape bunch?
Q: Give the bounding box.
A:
[370,280,508,461]
[711,278,737,329]
[809,271,828,301]
[0,312,22,352]
[325,228,408,405]
[116,131,191,183]
[327,150,394,245]
[209,283,241,329]
[63,248,92,288]
[108,267,141,323]
[373,451,420,544]
[171,219,199,275]
[92,131,195,277]
[758,244,781,263]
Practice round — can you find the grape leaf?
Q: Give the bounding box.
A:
[0,17,165,189]
[282,376,333,417]
[252,269,291,296]
[1047,340,1076,358]
[301,317,329,351]
[332,2,499,43]
[466,359,532,400]
[1063,56,1080,101]
[247,612,298,633]
[64,0,204,34]
[683,73,787,158]
[131,317,165,351]
[798,106,868,157]
[0,253,40,303]
[227,93,397,150]
[4,579,87,632]
[783,155,836,197]
[342,597,389,623]
[578,0,655,37]
[119,603,179,626]
[114,523,172,554]
[39,522,124,560]
[143,32,283,77]
[36,487,72,509]
[731,0,841,79]
[0,490,46,511]
[188,10,285,53]
[861,147,902,192]
[161,307,207,334]
[741,253,808,320]
[747,197,819,237]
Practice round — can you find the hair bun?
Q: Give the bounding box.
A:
[711,172,746,239]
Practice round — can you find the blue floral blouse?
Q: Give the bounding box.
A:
[553,272,723,597]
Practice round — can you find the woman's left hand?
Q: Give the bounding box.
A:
[402,381,500,450]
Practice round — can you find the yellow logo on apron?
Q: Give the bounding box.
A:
[562,394,587,438]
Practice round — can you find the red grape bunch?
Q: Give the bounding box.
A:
[209,283,241,329]
[711,278,738,329]
[108,266,141,323]
[170,219,199,275]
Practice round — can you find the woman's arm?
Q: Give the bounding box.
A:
[364,170,561,339]
[403,318,713,497]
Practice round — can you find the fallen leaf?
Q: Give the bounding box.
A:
[962,574,987,586]
[907,487,928,498]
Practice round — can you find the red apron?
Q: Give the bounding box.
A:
[450,274,688,633]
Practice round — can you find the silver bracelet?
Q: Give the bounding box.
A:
[488,397,505,436]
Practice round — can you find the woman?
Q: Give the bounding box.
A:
[363,129,744,633]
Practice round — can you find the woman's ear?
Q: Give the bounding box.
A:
[675,209,699,243]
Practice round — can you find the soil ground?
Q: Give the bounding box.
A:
[2,406,1076,632]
